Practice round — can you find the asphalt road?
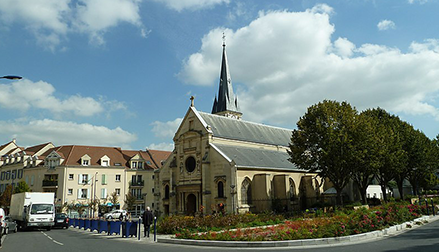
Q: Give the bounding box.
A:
[1,219,439,252]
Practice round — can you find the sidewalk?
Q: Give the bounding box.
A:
[69,215,439,248]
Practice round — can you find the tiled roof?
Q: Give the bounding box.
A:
[23,142,53,156]
[55,145,127,166]
[146,149,172,168]
[198,111,292,147]
[121,149,171,169]
[211,143,300,171]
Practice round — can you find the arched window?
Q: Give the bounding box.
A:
[164,184,170,199]
[289,178,296,200]
[217,181,224,198]
[241,178,252,205]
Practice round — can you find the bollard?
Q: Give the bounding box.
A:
[425,199,429,215]
[431,199,435,216]
[138,217,141,241]
[153,217,157,242]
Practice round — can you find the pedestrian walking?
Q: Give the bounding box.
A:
[142,206,154,237]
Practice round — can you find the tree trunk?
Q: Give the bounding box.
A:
[336,189,343,206]
[397,180,404,201]
[358,186,368,205]
[380,184,388,202]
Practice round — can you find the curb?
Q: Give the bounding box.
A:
[157,215,438,248]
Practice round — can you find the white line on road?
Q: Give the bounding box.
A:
[41,231,64,246]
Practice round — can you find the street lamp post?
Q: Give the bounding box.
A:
[93,172,98,218]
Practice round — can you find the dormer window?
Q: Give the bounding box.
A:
[138,162,143,169]
[100,155,110,167]
[132,162,137,169]
[81,154,91,166]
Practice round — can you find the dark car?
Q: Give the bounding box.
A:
[54,213,69,229]
[4,216,17,234]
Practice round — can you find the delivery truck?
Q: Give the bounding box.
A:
[10,192,55,230]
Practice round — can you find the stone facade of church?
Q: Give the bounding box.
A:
[155,42,325,216]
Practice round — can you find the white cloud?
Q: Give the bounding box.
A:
[74,0,144,45]
[179,7,439,128]
[149,0,229,12]
[408,0,429,4]
[147,142,174,151]
[0,118,137,147]
[0,79,125,116]
[377,20,396,31]
[410,39,439,53]
[333,37,355,58]
[151,118,182,138]
[0,0,144,50]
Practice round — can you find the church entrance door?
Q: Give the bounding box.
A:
[186,193,197,215]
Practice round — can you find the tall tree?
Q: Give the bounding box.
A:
[124,192,136,212]
[407,134,439,195]
[109,191,119,207]
[13,181,31,194]
[0,185,13,209]
[362,108,405,202]
[350,112,379,204]
[288,100,357,205]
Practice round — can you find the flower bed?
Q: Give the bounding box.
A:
[158,213,284,234]
[173,202,431,241]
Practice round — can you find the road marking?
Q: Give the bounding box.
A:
[41,231,64,246]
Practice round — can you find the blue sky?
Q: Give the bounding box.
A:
[1,0,439,151]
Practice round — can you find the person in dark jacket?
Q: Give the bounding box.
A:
[142,206,154,237]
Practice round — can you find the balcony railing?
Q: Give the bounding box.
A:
[42,180,58,187]
[129,180,144,187]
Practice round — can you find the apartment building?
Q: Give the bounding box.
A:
[0,140,170,217]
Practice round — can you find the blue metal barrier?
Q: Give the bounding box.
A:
[75,218,80,228]
[122,221,138,238]
[91,220,99,232]
[68,218,74,227]
[85,219,91,230]
[98,220,108,233]
[79,219,85,229]
[108,221,121,235]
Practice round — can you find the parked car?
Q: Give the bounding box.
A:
[4,216,17,234]
[54,213,69,229]
[0,208,6,234]
[104,210,127,220]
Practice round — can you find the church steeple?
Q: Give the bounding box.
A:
[211,34,242,119]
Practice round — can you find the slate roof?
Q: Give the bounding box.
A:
[211,143,300,171]
[198,111,292,147]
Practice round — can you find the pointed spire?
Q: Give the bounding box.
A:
[211,34,242,119]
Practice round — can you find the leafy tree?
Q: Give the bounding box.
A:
[109,191,119,207]
[350,112,380,204]
[288,100,358,205]
[13,181,31,194]
[88,198,100,218]
[124,192,136,212]
[0,185,13,209]
[361,108,405,202]
[407,134,439,194]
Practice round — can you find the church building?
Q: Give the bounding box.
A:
[155,41,324,216]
